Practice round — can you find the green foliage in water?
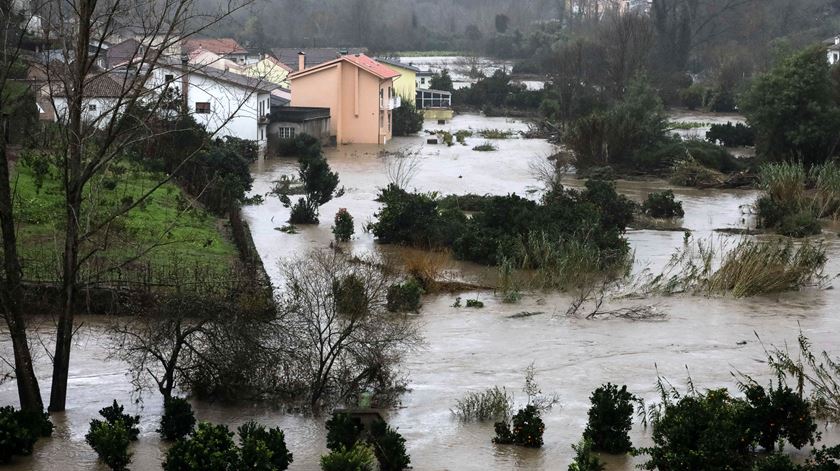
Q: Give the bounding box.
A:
[98,400,140,441]
[238,420,294,470]
[276,134,342,224]
[493,405,545,448]
[452,386,513,422]
[472,142,497,152]
[371,180,634,278]
[642,190,685,219]
[163,422,240,471]
[743,382,818,452]
[583,383,636,454]
[320,443,377,471]
[568,438,606,471]
[332,208,355,242]
[159,397,196,441]
[707,122,755,147]
[0,406,52,463]
[386,279,424,312]
[326,413,365,452]
[85,419,133,470]
[369,419,410,471]
[465,298,485,308]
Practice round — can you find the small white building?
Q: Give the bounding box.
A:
[828,36,840,65]
[150,63,277,153]
[50,73,130,128]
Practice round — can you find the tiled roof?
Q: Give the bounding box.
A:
[272,47,368,72]
[183,38,248,56]
[52,73,133,98]
[159,61,278,93]
[376,58,421,73]
[290,54,400,81]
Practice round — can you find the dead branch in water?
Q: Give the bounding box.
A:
[564,277,665,321]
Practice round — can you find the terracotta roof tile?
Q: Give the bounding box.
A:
[183,38,247,56]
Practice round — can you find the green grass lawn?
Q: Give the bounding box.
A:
[12,159,237,283]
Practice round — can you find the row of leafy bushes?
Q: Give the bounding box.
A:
[370,180,634,271]
[83,398,294,471]
[707,122,755,147]
[322,413,410,471]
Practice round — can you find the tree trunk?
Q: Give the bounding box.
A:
[49,0,90,412]
[0,126,44,411]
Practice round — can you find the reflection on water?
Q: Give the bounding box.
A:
[2,113,839,470]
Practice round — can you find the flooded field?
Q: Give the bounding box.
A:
[2,113,839,470]
[396,55,544,90]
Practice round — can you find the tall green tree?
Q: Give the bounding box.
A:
[741,45,840,166]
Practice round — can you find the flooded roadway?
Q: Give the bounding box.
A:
[2,113,839,470]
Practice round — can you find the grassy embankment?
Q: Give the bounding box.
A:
[12,160,237,283]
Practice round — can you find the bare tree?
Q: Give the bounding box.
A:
[32,0,260,411]
[383,148,422,190]
[0,0,45,411]
[276,250,421,411]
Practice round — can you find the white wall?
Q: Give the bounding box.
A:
[52,96,121,128]
[151,66,270,144]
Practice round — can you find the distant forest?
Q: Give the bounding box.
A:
[207,0,840,61]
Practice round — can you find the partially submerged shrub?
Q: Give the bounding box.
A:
[98,400,140,441]
[568,438,606,471]
[742,382,818,452]
[163,422,240,471]
[669,157,725,187]
[159,397,196,441]
[332,208,355,242]
[386,279,424,312]
[706,122,755,147]
[493,405,545,448]
[0,406,49,464]
[452,386,514,422]
[320,443,377,471]
[583,383,635,454]
[86,419,132,471]
[238,421,294,470]
[325,413,364,452]
[369,420,410,471]
[472,142,497,152]
[642,190,684,219]
[465,298,484,308]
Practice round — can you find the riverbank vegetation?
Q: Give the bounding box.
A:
[756,161,840,237]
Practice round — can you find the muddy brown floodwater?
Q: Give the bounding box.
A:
[2,113,839,470]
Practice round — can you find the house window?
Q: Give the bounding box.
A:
[379,111,384,129]
[421,78,425,84]
[164,74,174,82]
[195,102,211,114]
[278,127,295,139]
[88,104,97,111]
[259,128,264,140]
[388,111,392,132]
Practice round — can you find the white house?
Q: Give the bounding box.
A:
[150,62,277,152]
[49,73,131,128]
[828,36,840,65]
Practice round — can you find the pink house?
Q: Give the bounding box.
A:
[289,53,400,145]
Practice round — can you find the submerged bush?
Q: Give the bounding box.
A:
[369,419,410,471]
[640,389,754,470]
[493,405,545,448]
[568,438,606,471]
[743,382,818,452]
[332,208,355,242]
[642,190,684,219]
[386,279,424,312]
[159,397,196,441]
[325,413,365,452]
[0,406,51,464]
[583,383,635,454]
[706,122,755,147]
[238,421,294,470]
[86,419,132,471]
[98,400,140,441]
[452,386,514,422]
[320,443,377,471]
[163,422,240,471]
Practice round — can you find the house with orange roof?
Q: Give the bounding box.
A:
[288,53,400,145]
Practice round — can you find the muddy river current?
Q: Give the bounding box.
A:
[2,113,839,470]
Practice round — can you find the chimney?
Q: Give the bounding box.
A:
[298,51,305,71]
[835,35,839,45]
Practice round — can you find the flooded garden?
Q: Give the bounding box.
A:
[3,112,839,470]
